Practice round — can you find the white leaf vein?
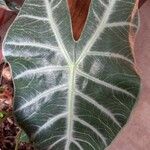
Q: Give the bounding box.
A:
[44,0,72,64]
[76,0,117,65]
[77,69,136,98]
[76,90,121,127]
[74,138,96,150]
[15,84,67,112]
[5,42,59,51]
[74,116,107,146]
[72,140,84,150]
[48,137,66,150]
[34,112,67,137]
[14,66,68,79]
[88,51,133,64]
[106,22,138,28]
[52,0,63,11]
[98,0,107,7]
[18,15,48,21]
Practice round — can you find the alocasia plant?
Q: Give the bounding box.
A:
[2,0,140,149]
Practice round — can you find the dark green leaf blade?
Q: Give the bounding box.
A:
[3,0,140,150]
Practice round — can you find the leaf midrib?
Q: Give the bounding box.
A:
[65,64,76,149]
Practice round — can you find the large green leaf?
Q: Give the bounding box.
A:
[3,0,140,149]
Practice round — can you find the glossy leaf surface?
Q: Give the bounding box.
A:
[3,0,140,149]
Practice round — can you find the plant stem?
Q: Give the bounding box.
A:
[15,129,22,150]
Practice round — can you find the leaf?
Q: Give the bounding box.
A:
[20,130,29,143]
[0,111,4,118]
[15,129,30,150]
[3,0,140,149]
[0,111,12,124]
